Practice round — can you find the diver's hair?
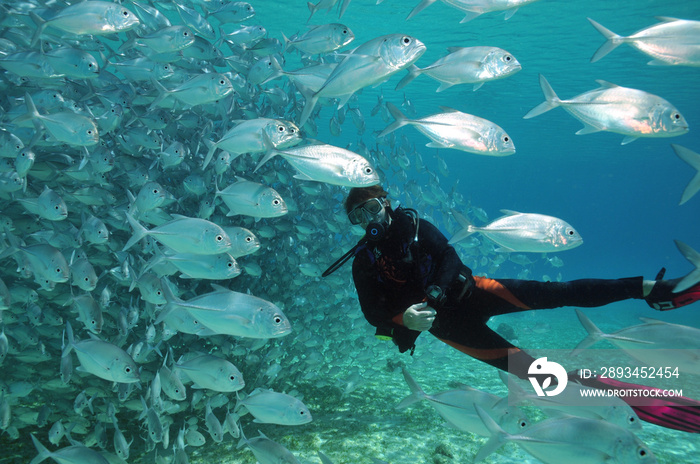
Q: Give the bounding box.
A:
[344,185,390,215]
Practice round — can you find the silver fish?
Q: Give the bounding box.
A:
[123,213,232,255]
[30,435,109,464]
[215,177,288,218]
[397,368,527,436]
[30,1,140,46]
[258,137,380,187]
[574,309,700,375]
[238,429,301,464]
[407,0,541,23]
[524,75,689,144]
[235,389,312,425]
[449,209,583,252]
[202,118,301,169]
[62,322,140,384]
[589,17,700,66]
[174,353,244,392]
[380,102,515,156]
[14,94,99,147]
[284,23,355,55]
[475,405,656,464]
[158,282,292,339]
[397,46,521,92]
[298,34,426,126]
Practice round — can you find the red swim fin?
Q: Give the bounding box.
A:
[577,375,700,433]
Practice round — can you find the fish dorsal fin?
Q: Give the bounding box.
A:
[655,16,681,23]
[210,283,229,292]
[594,79,620,89]
[499,209,521,215]
[638,317,672,325]
[438,106,461,113]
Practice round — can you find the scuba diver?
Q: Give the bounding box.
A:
[324,185,700,433]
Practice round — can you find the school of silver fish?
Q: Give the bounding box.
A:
[0,0,698,463]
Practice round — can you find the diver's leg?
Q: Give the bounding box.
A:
[479,276,644,315]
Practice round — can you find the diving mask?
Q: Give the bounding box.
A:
[347,197,386,226]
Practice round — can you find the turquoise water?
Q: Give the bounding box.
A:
[1,0,699,463]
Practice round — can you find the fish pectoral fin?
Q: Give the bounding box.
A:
[494,246,517,252]
[576,124,604,135]
[426,141,453,149]
[292,172,317,182]
[621,135,638,145]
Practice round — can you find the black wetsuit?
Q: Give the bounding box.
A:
[351,207,644,379]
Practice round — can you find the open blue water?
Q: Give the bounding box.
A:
[1,0,699,463]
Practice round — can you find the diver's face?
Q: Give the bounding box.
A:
[348,197,387,228]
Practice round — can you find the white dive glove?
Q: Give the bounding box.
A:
[402,301,436,331]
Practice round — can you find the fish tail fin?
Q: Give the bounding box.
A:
[122,213,148,251]
[672,239,700,293]
[587,18,623,63]
[473,405,509,462]
[154,278,181,325]
[254,131,279,172]
[297,82,319,128]
[29,12,46,48]
[148,78,171,111]
[281,32,292,53]
[495,370,526,409]
[671,144,700,206]
[571,309,604,354]
[29,435,51,464]
[395,64,421,91]
[306,2,317,23]
[13,93,42,126]
[377,102,410,138]
[523,74,561,119]
[61,321,75,358]
[448,209,475,245]
[396,367,428,409]
[202,139,217,170]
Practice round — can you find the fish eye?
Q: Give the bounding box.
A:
[503,135,510,142]
[364,167,373,174]
[638,448,647,457]
[273,199,281,205]
[504,54,512,62]
[277,125,285,132]
[245,237,252,242]
[152,188,158,194]
[124,366,132,373]
[84,277,89,282]
[673,112,681,120]
[56,267,62,273]
[402,36,411,45]
[227,262,233,267]
[342,29,348,34]
[216,234,224,241]
[122,10,129,17]
[219,79,225,85]
[229,375,236,381]
[567,228,575,236]
[519,420,527,428]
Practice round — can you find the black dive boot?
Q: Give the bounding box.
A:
[645,267,700,311]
